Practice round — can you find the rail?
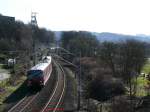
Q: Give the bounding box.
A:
[41,60,66,112]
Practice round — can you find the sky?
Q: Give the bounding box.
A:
[1,0,150,35]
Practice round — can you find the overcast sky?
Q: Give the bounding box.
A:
[1,0,150,35]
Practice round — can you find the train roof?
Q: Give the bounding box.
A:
[30,56,52,71]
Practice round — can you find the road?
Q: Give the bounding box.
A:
[0,66,10,81]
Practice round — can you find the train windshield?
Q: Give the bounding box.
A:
[27,70,43,79]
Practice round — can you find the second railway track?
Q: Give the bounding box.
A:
[8,92,39,112]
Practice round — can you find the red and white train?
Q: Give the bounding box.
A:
[27,56,52,88]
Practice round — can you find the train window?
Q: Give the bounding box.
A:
[27,70,43,78]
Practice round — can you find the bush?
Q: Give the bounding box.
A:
[86,75,125,101]
[2,64,10,69]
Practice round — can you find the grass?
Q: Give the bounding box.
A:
[66,68,77,98]
[142,60,150,74]
[136,76,148,97]
[0,64,2,68]
[125,76,148,97]
[135,59,150,96]
[0,76,26,105]
[137,76,148,86]
[63,68,78,110]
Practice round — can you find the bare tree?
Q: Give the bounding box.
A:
[99,42,118,76]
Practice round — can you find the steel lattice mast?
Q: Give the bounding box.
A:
[31,12,38,66]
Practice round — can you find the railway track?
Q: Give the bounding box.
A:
[41,60,66,112]
[8,92,39,112]
[52,54,77,68]
[7,59,66,112]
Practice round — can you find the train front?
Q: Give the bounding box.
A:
[27,70,44,88]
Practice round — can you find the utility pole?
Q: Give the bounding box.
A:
[31,12,38,66]
[78,51,81,110]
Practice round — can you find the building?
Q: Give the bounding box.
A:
[0,14,15,23]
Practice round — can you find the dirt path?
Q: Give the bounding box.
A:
[0,67,10,81]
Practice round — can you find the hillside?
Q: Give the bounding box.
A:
[54,31,150,43]
[92,32,150,42]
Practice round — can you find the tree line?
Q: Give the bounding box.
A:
[0,14,55,52]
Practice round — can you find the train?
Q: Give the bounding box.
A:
[27,56,52,88]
